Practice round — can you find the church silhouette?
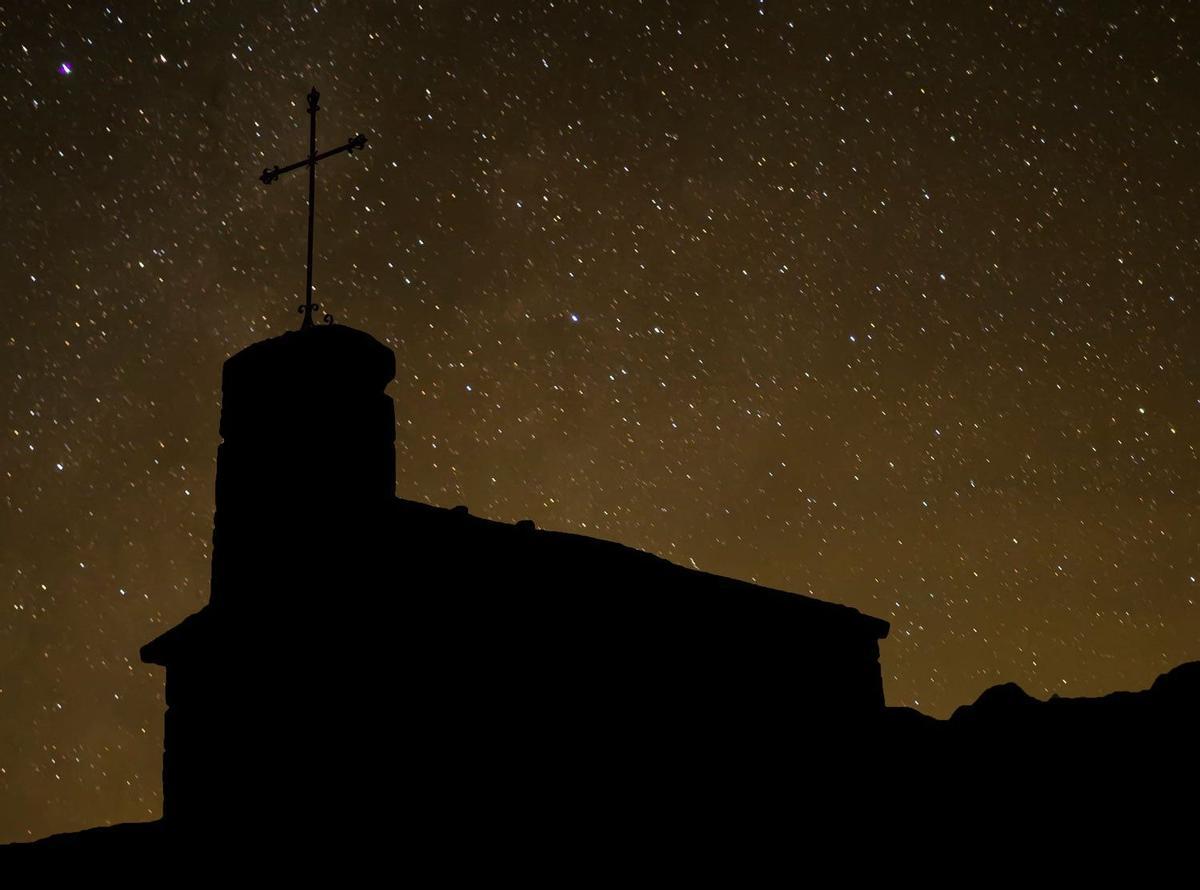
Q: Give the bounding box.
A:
[161,324,890,827]
[10,322,1200,858]
[131,322,888,853]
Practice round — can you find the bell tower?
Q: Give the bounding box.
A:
[209,324,396,607]
[141,323,398,841]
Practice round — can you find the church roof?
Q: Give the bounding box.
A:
[391,497,889,635]
[141,497,888,666]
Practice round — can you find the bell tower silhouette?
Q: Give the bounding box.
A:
[141,323,398,847]
[209,324,396,608]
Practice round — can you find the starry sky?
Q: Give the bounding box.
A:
[3,0,1199,841]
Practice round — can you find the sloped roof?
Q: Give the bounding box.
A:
[390,498,890,636]
[141,607,214,666]
[142,497,889,666]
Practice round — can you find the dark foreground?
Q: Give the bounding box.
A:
[8,660,1197,860]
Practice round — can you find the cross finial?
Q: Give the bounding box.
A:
[259,87,369,329]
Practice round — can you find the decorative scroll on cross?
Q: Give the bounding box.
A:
[259,87,368,328]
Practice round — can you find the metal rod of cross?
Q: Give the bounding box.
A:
[259,87,368,328]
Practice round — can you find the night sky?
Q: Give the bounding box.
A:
[3,0,1199,841]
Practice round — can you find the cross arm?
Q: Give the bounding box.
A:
[312,133,368,165]
[259,133,369,184]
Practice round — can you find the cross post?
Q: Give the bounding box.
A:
[260,87,368,328]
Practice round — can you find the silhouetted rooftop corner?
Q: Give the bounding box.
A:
[221,323,394,400]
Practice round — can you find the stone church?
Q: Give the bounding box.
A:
[134,323,890,848]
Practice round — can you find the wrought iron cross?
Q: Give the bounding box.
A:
[259,87,368,328]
